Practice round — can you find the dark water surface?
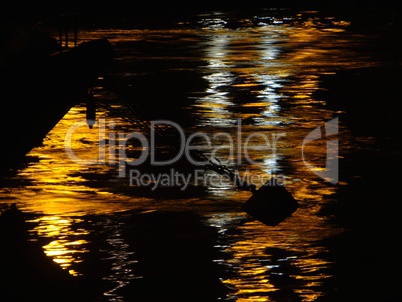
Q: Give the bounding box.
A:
[1,7,401,301]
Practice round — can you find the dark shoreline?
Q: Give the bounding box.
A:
[1,207,233,301]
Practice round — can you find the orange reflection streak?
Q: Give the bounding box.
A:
[209,215,339,302]
[5,100,152,276]
[0,14,362,300]
[3,100,153,216]
[28,216,90,276]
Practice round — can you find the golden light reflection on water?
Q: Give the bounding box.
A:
[0,95,155,278]
[192,17,358,301]
[27,216,90,276]
[208,212,340,301]
[0,11,379,301]
[2,97,155,216]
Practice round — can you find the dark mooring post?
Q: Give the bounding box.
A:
[64,20,69,49]
[73,13,78,47]
[86,95,96,129]
[59,14,63,48]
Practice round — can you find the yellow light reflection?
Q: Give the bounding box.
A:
[0,14,358,301]
[1,100,154,216]
[28,215,89,276]
[208,199,341,301]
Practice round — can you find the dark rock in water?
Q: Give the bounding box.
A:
[242,178,298,226]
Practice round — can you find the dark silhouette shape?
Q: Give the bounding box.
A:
[2,27,60,60]
[242,177,298,226]
[0,205,102,302]
[117,210,232,301]
[197,152,298,226]
[0,203,26,244]
[0,32,114,175]
[86,95,96,129]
